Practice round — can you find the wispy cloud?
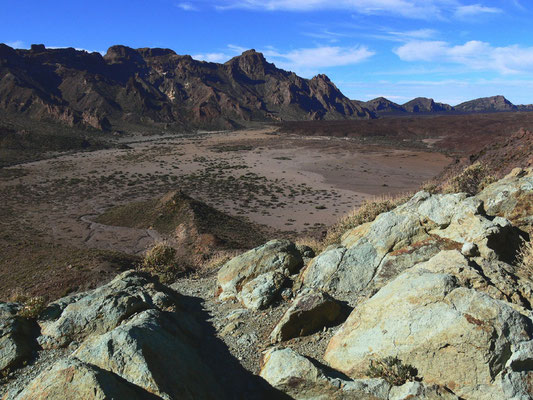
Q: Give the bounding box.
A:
[215,0,456,19]
[454,4,502,18]
[6,40,26,49]
[192,52,231,62]
[394,40,533,74]
[176,2,199,11]
[263,45,375,76]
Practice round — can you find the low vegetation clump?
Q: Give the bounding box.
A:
[202,250,241,272]
[366,356,418,386]
[16,296,47,319]
[295,236,325,255]
[443,162,495,195]
[141,241,185,283]
[324,195,410,246]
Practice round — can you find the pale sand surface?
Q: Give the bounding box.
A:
[0,126,451,255]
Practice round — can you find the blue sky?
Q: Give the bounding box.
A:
[2,0,533,105]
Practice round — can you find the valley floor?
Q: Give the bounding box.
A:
[0,126,450,300]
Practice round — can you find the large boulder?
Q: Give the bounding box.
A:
[72,309,225,399]
[270,289,343,343]
[0,303,38,373]
[260,347,391,400]
[217,239,304,308]
[38,270,180,349]
[13,358,160,400]
[476,167,533,230]
[324,268,533,398]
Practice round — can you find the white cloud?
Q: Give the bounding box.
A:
[6,40,26,49]
[176,3,199,11]
[394,40,533,74]
[192,52,232,62]
[216,0,456,19]
[454,4,502,18]
[263,45,375,76]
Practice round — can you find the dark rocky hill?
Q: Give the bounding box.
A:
[358,97,407,116]
[454,95,517,113]
[402,97,453,113]
[0,44,374,131]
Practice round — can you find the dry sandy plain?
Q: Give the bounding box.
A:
[0,126,451,299]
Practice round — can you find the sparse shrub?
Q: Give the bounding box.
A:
[295,236,324,255]
[17,296,47,319]
[203,250,240,271]
[324,194,410,246]
[141,241,182,283]
[443,162,496,195]
[366,356,418,386]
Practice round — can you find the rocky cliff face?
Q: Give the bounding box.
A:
[2,169,532,399]
[0,44,373,131]
[455,95,518,113]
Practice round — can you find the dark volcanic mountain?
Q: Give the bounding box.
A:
[402,97,453,113]
[454,95,517,113]
[358,97,406,116]
[0,44,373,130]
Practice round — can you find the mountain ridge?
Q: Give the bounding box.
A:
[0,43,374,131]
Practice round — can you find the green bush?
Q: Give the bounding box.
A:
[142,241,180,283]
[366,356,418,386]
[17,296,47,319]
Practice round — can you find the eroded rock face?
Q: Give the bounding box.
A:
[324,268,533,398]
[38,270,180,349]
[217,239,304,308]
[270,289,343,343]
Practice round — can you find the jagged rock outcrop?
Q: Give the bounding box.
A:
[298,191,522,304]
[4,270,284,399]
[0,43,373,130]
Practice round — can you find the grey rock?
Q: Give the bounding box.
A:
[260,347,391,400]
[270,289,343,343]
[217,239,303,301]
[13,358,160,400]
[38,270,180,349]
[239,270,288,310]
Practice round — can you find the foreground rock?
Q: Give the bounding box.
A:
[260,348,458,400]
[6,271,286,399]
[298,190,522,303]
[270,289,344,343]
[324,266,533,398]
[477,167,533,230]
[0,304,38,373]
[38,271,181,349]
[13,358,161,400]
[217,239,304,309]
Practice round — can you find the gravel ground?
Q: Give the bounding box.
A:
[172,270,341,375]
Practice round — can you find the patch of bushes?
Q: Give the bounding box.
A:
[17,296,47,319]
[443,162,495,196]
[141,241,186,284]
[366,356,418,386]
